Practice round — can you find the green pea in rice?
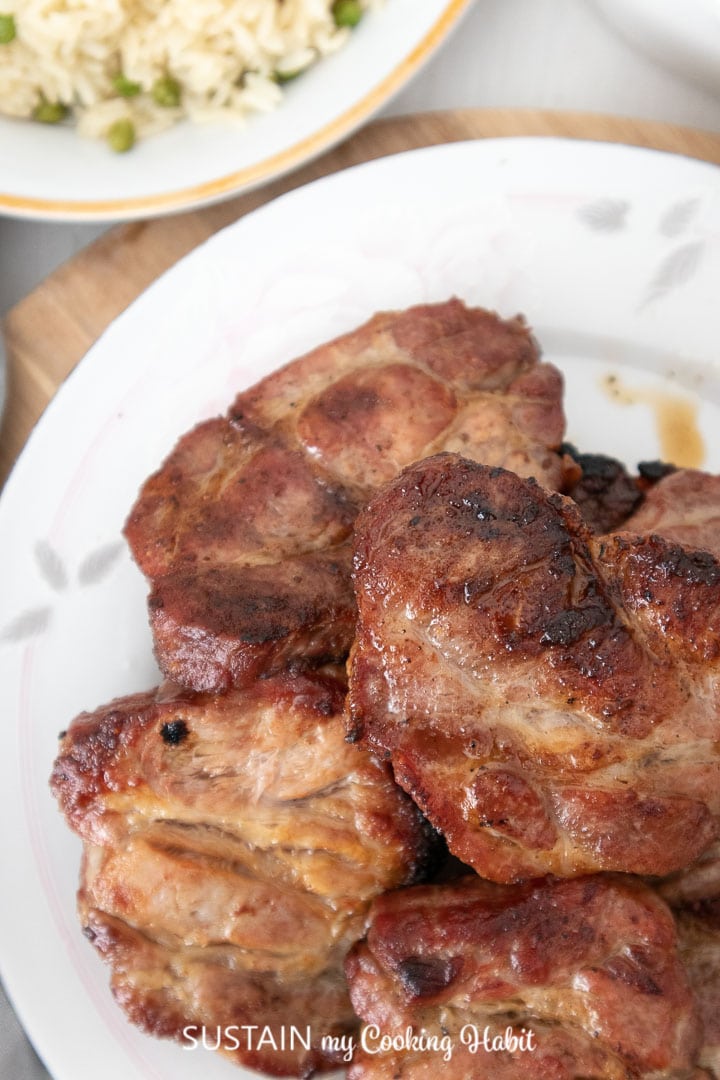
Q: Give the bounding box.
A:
[0,0,377,145]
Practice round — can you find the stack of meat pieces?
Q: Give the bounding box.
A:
[348,454,720,1077]
[123,299,573,694]
[51,300,574,1075]
[50,298,720,1078]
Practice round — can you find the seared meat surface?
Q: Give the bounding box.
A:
[622,468,720,555]
[125,300,573,693]
[345,875,701,1079]
[128,419,358,694]
[50,668,433,1077]
[622,469,720,910]
[561,442,645,533]
[348,453,720,882]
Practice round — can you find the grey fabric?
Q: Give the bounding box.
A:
[0,980,51,1080]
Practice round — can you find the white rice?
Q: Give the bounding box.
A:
[0,0,377,144]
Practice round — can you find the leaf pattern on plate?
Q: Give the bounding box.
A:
[77,542,124,586]
[0,606,52,642]
[577,199,630,232]
[34,540,68,591]
[641,241,705,307]
[658,198,700,238]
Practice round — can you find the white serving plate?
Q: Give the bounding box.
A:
[0,0,470,221]
[0,137,719,1079]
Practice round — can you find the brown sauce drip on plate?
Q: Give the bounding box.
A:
[601,372,705,468]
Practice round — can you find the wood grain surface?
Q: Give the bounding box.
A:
[2,107,719,485]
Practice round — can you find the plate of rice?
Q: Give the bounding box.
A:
[0,0,471,221]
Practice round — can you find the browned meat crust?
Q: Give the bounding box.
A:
[622,468,720,556]
[619,469,720,913]
[125,300,573,693]
[345,875,701,1079]
[147,546,355,694]
[50,668,434,1077]
[561,442,644,533]
[126,420,359,693]
[348,453,720,882]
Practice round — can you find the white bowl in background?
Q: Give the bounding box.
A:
[591,0,720,97]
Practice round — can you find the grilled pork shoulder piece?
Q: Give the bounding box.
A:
[676,904,720,1077]
[50,668,433,1077]
[348,453,720,883]
[622,468,720,555]
[620,468,720,910]
[125,300,574,693]
[345,875,702,1079]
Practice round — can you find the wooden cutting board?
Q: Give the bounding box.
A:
[2,107,720,485]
